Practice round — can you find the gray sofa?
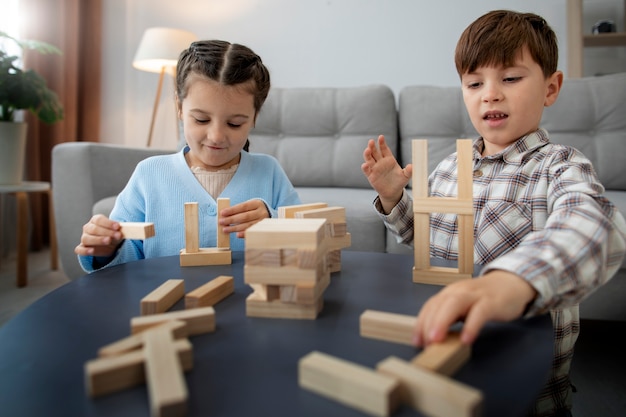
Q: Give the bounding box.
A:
[52,73,626,318]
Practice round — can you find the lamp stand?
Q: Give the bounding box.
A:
[146,66,166,147]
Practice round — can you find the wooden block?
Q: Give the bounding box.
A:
[184,202,199,253]
[294,206,346,223]
[141,279,185,315]
[180,248,232,266]
[360,310,416,346]
[327,233,351,251]
[412,198,473,215]
[245,249,282,267]
[327,249,342,273]
[244,264,323,286]
[376,356,482,417]
[144,326,188,417]
[216,198,230,249]
[98,320,187,357]
[412,267,472,285]
[85,338,192,397]
[299,351,401,417]
[248,283,281,301]
[411,332,470,377]
[185,275,234,309]
[131,306,215,336]
[245,218,328,250]
[278,202,328,218]
[246,293,323,319]
[119,222,156,240]
[279,272,330,304]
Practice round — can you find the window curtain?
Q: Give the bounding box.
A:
[20,0,102,249]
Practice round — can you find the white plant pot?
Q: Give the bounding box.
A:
[0,121,28,185]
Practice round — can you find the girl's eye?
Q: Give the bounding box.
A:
[194,118,209,124]
[228,123,242,128]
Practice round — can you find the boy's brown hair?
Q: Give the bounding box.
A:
[454,10,558,78]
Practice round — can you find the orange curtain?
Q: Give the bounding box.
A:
[20,0,102,248]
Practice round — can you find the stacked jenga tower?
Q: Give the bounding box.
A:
[244,217,331,319]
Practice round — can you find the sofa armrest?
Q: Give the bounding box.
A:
[51,142,173,280]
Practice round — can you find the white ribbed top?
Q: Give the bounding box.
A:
[190,164,238,199]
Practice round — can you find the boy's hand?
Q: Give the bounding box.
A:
[413,270,537,347]
[219,199,269,238]
[361,135,412,214]
[75,214,124,257]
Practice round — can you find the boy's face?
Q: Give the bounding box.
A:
[460,47,563,156]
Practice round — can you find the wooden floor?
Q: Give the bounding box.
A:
[0,248,625,417]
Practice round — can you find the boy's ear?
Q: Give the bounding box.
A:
[544,71,564,107]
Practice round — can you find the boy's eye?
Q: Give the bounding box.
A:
[467,82,481,89]
[504,77,522,83]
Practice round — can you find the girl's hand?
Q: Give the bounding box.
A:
[75,214,124,257]
[219,199,270,238]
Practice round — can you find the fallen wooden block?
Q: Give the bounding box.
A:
[85,338,192,397]
[376,356,482,417]
[141,279,185,315]
[131,307,216,336]
[119,222,156,240]
[185,275,234,309]
[299,351,401,417]
[98,320,187,357]
[144,326,188,417]
[411,332,470,376]
[360,309,416,346]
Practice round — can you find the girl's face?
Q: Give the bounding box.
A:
[179,75,256,171]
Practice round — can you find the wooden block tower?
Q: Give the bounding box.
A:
[180,198,232,266]
[244,217,330,319]
[412,139,474,285]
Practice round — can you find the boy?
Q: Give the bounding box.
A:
[361,10,626,417]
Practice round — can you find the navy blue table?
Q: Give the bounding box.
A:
[0,251,553,417]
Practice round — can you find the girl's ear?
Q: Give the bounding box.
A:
[544,71,563,107]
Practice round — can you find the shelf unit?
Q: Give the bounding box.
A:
[567,0,626,77]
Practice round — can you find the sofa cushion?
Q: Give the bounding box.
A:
[250,84,398,189]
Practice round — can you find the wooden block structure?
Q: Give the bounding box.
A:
[119,222,156,240]
[412,139,474,285]
[141,279,185,315]
[294,206,351,272]
[299,309,481,416]
[180,199,232,266]
[244,217,330,319]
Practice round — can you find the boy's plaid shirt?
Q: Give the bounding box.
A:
[375,129,626,416]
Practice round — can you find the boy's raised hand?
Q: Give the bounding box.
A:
[413,270,538,347]
[361,135,412,214]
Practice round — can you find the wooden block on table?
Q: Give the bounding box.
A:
[144,326,188,417]
[180,248,232,266]
[298,351,401,417]
[412,266,472,286]
[185,275,234,309]
[410,332,470,377]
[86,338,192,397]
[119,222,155,240]
[131,306,216,336]
[216,198,230,249]
[246,292,323,319]
[279,202,328,218]
[98,320,187,357]
[294,206,346,223]
[376,356,482,417]
[141,279,185,315]
[360,309,416,346]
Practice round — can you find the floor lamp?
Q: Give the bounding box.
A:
[133,27,198,147]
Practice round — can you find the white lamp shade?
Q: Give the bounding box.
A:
[133,27,198,73]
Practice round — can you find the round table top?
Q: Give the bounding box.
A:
[0,251,553,417]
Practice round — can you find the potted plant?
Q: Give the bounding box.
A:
[0,30,64,184]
